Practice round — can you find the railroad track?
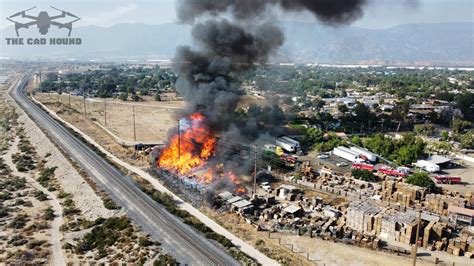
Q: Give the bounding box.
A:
[10,75,238,266]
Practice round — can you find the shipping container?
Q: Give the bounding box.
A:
[276,136,300,153]
[333,146,364,163]
[350,146,377,162]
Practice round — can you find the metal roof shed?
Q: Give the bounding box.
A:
[425,155,451,165]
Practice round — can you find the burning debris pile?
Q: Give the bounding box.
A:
[158,113,216,176]
[158,113,246,193]
[157,0,371,193]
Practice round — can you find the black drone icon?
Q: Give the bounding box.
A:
[7,6,81,37]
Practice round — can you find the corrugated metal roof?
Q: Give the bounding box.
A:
[227,196,242,204]
[218,191,234,200]
[425,155,451,165]
[232,199,253,209]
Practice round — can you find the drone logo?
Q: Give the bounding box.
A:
[7,6,80,37]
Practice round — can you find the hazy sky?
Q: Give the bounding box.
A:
[1,0,473,29]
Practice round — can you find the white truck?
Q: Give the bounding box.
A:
[276,136,300,153]
[350,146,377,162]
[414,160,440,173]
[333,146,365,163]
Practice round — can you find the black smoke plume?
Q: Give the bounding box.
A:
[174,0,369,135]
[177,0,368,24]
[169,0,373,183]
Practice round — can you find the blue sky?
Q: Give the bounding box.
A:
[1,0,473,29]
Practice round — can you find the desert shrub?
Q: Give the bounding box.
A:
[26,239,47,249]
[34,190,48,201]
[0,207,10,218]
[58,191,70,198]
[9,214,28,229]
[153,254,177,266]
[138,236,153,247]
[43,207,55,221]
[63,207,81,216]
[103,198,119,210]
[38,166,57,187]
[8,234,28,246]
[0,191,11,201]
[75,217,130,253]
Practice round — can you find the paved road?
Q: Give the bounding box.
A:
[11,75,239,266]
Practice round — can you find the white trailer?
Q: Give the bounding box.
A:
[281,136,300,150]
[350,146,377,162]
[333,146,364,163]
[415,160,440,173]
[276,137,298,153]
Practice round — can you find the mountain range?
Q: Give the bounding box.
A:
[1,21,472,65]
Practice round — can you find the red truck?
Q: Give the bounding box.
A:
[351,163,374,171]
[378,167,408,178]
[435,176,462,184]
[280,154,297,164]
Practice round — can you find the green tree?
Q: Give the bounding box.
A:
[456,93,474,122]
[302,128,323,148]
[414,124,434,136]
[458,133,474,149]
[452,119,472,133]
[351,169,377,182]
[440,130,449,141]
[118,92,128,101]
[351,136,363,146]
[406,172,435,190]
[338,104,349,113]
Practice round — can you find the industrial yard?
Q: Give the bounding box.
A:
[29,65,474,266]
[2,0,473,265]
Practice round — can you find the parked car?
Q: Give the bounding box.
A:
[318,154,329,159]
[336,162,348,167]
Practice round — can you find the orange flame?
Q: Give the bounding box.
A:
[158,113,246,193]
[158,113,216,175]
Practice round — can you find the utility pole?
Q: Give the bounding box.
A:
[132,105,137,141]
[412,210,422,266]
[68,93,71,107]
[104,98,107,127]
[178,119,181,159]
[253,144,257,196]
[83,95,87,116]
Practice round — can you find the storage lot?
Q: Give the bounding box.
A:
[434,158,474,194]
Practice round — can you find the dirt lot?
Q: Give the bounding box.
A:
[35,93,185,142]
[436,158,474,194]
[278,233,434,266]
[200,207,312,266]
[32,95,149,167]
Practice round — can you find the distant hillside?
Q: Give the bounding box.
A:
[1,21,472,65]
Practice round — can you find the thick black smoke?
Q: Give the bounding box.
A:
[177,0,367,24]
[174,19,284,131]
[171,0,372,180]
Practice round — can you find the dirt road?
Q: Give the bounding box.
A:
[3,137,65,266]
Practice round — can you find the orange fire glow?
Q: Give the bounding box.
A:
[158,113,247,194]
[158,113,216,175]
